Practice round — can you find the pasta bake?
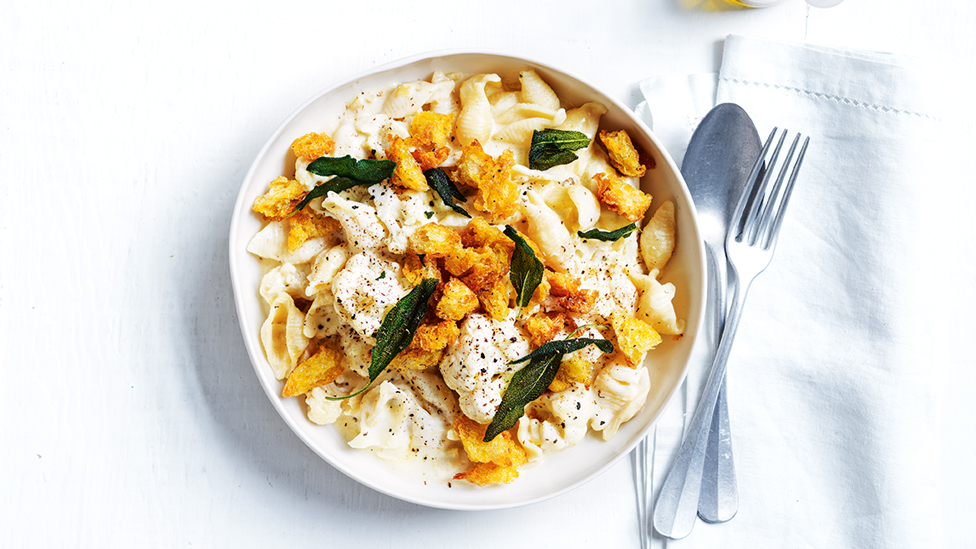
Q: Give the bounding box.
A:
[246,68,685,486]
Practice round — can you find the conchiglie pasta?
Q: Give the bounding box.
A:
[589,361,651,440]
[559,101,608,139]
[456,73,501,146]
[260,293,309,380]
[523,190,577,273]
[381,80,454,119]
[519,69,561,111]
[631,271,685,335]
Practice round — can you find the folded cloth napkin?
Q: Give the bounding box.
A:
[638,35,942,548]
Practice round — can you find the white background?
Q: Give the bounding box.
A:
[2,1,972,547]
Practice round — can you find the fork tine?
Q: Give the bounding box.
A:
[766,135,810,245]
[732,128,777,242]
[755,132,801,246]
[743,130,787,245]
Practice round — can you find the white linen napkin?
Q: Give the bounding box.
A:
[637,35,942,548]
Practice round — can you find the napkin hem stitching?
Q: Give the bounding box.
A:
[720,77,937,121]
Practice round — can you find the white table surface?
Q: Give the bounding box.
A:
[3,1,973,547]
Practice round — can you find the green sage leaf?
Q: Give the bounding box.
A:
[485,333,614,441]
[325,277,438,401]
[306,155,396,182]
[528,129,590,170]
[290,176,361,214]
[504,225,544,315]
[291,156,396,214]
[424,167,470,218]
[577,223,639,241]
[368,277,439,380]
[509,337,613,365]
[484,353,562,442]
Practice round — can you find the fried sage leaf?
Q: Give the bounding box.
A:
[509,337,613,365]
[424,167,470,218]
[485,333,613,441]
[528,129,590,170]
[504,225,544,315]
[307,155,397,182]
[484,352,562,442]
[292,156,396,213]
[325,277,438,401]
[577,223,638,241]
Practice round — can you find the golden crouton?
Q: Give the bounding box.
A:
[548,353,595,393]
[460,216,511,250]
[594,172,653,223]
[598,129,646,177]
[460,254,509,294]
[411,320,460,351]
[453,415,527,485]
[454,140,518,220]
[252,176,305,220]
[546,271,597,314]
[407,111,454,171]
[523,312,577,348]
[385,135,429,191]
[443,246,481,277]
[412,147,451,172]
[454,462,521,486]
[409,223,462,257]
[389,348,443,371]
[286,210,341,252]
[281,345,343,397]
[476,279,512,322]
[402,252,441,286]
[436,278,480,321]
[291,132,335,163]
[640,200,676,273]
[610,311,662,366]
[409,111,454,149]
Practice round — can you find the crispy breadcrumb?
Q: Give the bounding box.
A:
[389,348,444,371]
[386,135,429,191]
[598,129,646,177]
[610,311,662,366]
[546,271,597,314]
[409,223,462,257]
[460,216,510,250]
[594,172,652,223]
[436,278,480,321]
[409,111,454,149]
[454,140,518,220]
[453,415,527,485]
[523,312,577,348]
[454,462,521,486]
[281,345,342,397]
[291,132,335,163]
[252,176,305,220]
[402,252,441,286]
[286,210,340,252]
[411,320,460,351]
[548,353,594,393]
[476,279,511,321]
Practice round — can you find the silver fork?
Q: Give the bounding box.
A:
[650,128,810,541]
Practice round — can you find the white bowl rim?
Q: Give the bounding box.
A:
[228,48,706,511]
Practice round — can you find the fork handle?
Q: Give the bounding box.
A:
[652,276,752,539]
[698,247,738,524]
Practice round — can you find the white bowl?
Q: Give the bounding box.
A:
[229,50,705,510]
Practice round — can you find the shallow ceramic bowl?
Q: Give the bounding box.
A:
[229,51,705,510]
